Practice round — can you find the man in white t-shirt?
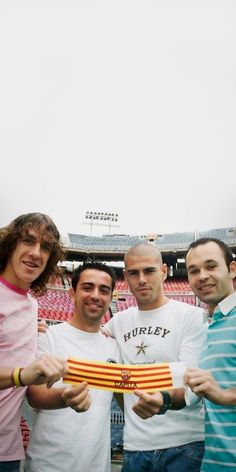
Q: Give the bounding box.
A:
[104,243,206,472]
[24,261,121,472]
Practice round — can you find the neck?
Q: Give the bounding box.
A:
[68,315,100,333]
[208,304,215,316]
[137,295,169,311]
[209,289,235,315]
[1,267,30,291]
[0,272,29,292]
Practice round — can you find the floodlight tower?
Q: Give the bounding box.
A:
[84,211,119,236]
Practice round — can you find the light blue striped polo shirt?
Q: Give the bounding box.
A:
[200,292,236,472]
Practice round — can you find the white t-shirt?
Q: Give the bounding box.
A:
[25,322,120,472]
[105,299,207,451]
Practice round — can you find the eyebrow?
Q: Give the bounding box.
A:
[126,266,156,272]
[22,233,36,239]
[187,259,217,270]
[186,264,196,271]
[21,232,54,247]
[80,282,112,291]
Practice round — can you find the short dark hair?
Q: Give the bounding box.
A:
[186,237,234,271]
[71,261,117,292]
[0,212,65,295]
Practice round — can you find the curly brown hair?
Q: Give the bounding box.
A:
[0,212,65,295]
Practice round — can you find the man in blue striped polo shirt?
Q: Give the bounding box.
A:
[185,237,236,472]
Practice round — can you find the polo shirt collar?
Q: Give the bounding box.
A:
[217,292,236,316]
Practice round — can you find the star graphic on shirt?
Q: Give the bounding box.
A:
[136,341,148,355]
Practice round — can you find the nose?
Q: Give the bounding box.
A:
[138,271,146,284]
[29,242,41,258]
[198,268,209,280]
[91,287,100,299]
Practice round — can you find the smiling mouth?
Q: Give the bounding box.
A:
[23,261,39,269]
[199,284,215,292]
[87,303,101,309]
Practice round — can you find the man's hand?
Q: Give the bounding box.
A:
[20,354,68,388]
[132,390,164,419]
[37,319,48,334]
[100,326,112,338]
[61,383,91,412]
[184,367,226,404]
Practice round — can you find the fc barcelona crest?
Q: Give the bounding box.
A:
[121,370,131,382]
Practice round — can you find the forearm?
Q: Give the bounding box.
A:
[169,388,186,410]
[185,368,236,406]
[0,368,15,390]
[133,387,186,419]
[207,387,236,406]
[27,385,66,409]
[1,354,67,391]
[27,382,91,413]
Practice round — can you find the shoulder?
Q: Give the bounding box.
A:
[28,293,38,309]
[46,322,66,336]
[0,281,7,295]
[169,298,203,314]
[115,306,137,321]
[107,307,137,330]
[101,332,119,348]
[38,322,65,345]
[98,331,121,360]
[167,299,205,324]
[37,322,68,357]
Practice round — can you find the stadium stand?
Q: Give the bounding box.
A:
[36,277,197,323]
[198,227,236,243]
[67,226,236,253]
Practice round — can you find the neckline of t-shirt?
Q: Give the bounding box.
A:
[137,299,171,315]
[64,322,102,337]
[0,276,28,296]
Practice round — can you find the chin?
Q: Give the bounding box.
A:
[202,297,216,306]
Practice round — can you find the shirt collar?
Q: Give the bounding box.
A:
[217,292,236,316]
[0,276,28,295]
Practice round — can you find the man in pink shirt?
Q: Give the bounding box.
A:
[0,212,69,472]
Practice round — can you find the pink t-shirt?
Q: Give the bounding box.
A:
[0,277,38,461]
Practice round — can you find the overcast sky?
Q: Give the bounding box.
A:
[1,0,235,237]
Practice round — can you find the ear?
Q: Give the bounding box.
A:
[229,260,236,280]
[161,263,168,281]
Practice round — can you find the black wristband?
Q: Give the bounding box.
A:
[158,391,172,415]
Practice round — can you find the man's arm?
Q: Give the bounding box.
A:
[0,354,67,390]
[101,316,115,338]
[132,388,186,419]
[27,382,91,412]
[37,319,48,334]
[132,308,206,419]
[184,367,236,406]
[25,325,91,412]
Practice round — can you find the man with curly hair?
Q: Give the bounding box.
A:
[0,213,68,472]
